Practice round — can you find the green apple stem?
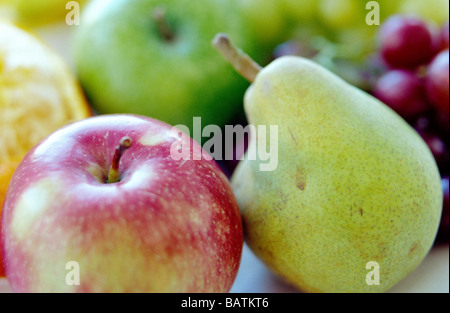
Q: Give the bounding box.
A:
[212,33,262,83]
[153,7,175,42]
[107,136,133,184]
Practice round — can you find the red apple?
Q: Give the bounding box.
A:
[1,114,243,293]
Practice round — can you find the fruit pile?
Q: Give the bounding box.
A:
[372,15,449,243]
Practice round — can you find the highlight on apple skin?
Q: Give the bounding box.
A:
[1,114,243,293]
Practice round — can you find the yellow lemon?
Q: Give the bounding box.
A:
[0,21,91,276]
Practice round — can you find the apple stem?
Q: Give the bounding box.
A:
[212,33,262,83]
[153,7,175,42]
[107,136,133,184]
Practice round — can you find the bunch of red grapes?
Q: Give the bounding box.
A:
[373,15,449,244]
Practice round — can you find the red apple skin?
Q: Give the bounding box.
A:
[1,114,243,293]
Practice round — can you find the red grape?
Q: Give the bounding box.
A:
[440,20,449,50]
[374,70,429,121]
[413,115,432,133]
[427,23,444,56]
[378,15,435,69]
[426,49,449,115]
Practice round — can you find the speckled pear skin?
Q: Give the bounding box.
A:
[232,56,443,293]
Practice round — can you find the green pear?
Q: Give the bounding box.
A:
[213,34,443,293]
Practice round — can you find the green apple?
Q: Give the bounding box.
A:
[74,0,266,134]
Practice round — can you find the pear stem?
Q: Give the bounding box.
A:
[107,137,133,184]
[212,33,262,83]
[153,7,175,42]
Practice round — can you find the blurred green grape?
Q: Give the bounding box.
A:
[399,0,449,25]
[318,0,360,29]
[279,0,319,23]
[237,0,288,48]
